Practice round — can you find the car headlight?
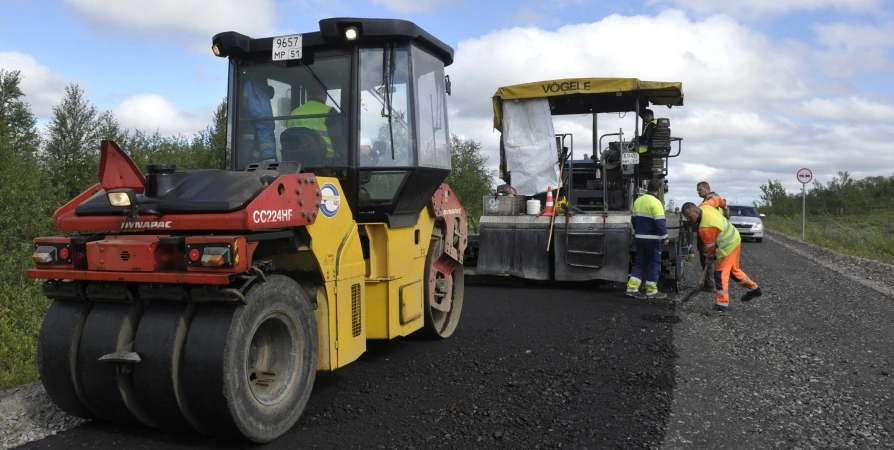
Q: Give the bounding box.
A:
[753,223,763,229]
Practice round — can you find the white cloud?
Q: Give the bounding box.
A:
[64,0,277,49]
[366,0,462,13]
[449,10,808,119]
[112,94,211,137]
[444,9,892,206]
[650,0,880,18]
[799,96,894,122]
[0,52,73,120]
[810,21,894,77]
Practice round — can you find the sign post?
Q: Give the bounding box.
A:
[797,168,813,240]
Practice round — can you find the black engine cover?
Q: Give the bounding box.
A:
[75,164,299,216]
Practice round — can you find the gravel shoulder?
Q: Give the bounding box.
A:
[662,231,894,449]
[0,382,85,450]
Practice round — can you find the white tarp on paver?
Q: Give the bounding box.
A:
[501,98,559,195]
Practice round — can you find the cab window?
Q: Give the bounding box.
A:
[412,43,450,170]
[358,46,412,169]
[234,54,351,169]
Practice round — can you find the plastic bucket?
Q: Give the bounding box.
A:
[526,199,541,215]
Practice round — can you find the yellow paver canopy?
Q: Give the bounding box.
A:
[492,77,683,130]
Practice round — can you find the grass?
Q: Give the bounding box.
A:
[0,281,49,390]
[763,208,894,266]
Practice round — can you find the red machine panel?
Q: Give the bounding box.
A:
[86,235,161,272]
[428,183,470,262]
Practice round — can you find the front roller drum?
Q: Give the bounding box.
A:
[422,231,465,339]
[180,274,318,443]
[37,299,95,419]
[131,302,205,434]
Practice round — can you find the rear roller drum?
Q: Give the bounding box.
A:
[180,274,318,443]
[78,301,158,428]
[132,301,205,434]
[37,299,95,419]
[422,232,465,339]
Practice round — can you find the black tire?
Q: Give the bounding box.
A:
[671,253,683,293]
[180,274,318,443]
[37,299,95,419]
[756,238,763,243]
[132,301,205,434]
[421,232,465,339]
[78,301,157,428]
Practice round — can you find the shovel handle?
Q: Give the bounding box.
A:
[698,262,710,285]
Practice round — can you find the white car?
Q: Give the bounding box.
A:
[727,205,765,243]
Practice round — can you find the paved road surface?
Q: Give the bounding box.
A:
[11,232,894,449]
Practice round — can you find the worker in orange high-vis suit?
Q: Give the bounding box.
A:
[696,181,730,218]
[694,181,730,292]
[681,201,763,313]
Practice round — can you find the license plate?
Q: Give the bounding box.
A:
[621,152,639,165]
[272,34,303,61]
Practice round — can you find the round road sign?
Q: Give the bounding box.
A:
[797,168,813,184]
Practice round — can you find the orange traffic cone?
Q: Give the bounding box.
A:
[541,186,555,216]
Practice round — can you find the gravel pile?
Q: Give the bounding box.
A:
[0,382,86,450]
[662,232,894,449]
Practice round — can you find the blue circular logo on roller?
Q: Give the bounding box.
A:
[319,182,340,218]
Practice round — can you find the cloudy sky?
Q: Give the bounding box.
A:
[2,0,893,207]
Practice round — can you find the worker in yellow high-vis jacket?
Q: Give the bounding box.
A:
[626,179,669,299]
[287,84,338,159]
[681,201,763,314]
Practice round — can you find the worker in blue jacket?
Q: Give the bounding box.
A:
[626,178,669,299]
[242,75,277,162]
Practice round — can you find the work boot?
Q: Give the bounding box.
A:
[635,290,668,300]
[703,304,728,317]
[626,277,642,297]
[741,287,763,302]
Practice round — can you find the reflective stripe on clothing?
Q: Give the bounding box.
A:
[627,276,642,291]
[287,100,335,156]
[716,222,737,251]
[712,244,757,306]
[632,212,665,219]
[698,204,740,260]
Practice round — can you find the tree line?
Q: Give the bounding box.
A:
[756,171,894,216]
[0,69,494,388]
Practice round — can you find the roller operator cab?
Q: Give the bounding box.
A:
[27,18,468,444]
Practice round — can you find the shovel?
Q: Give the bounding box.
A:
[681,262,711,303]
